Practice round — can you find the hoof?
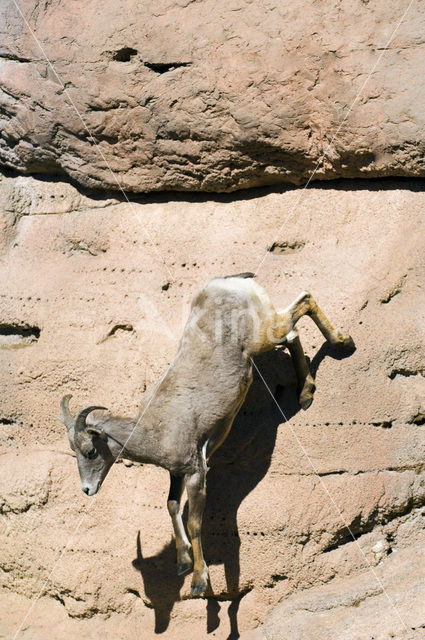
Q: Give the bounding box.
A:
[300,395,313,411]
[299,377,315,411]
[190,583,207,597]
[338,334,356,351]
[190,565,209,597]
[177,562,193,576]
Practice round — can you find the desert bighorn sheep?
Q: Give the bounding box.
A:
[61,273,354,596]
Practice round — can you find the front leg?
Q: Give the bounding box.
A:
[167,474,192,575]
[185,467,209,596]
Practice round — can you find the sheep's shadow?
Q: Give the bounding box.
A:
[132,532,185,633]
[132,343,354,637]
[203,348,299,639]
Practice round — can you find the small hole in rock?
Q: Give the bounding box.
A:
[113,47,138,62]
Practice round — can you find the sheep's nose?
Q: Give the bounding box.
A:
[82,486,90,495]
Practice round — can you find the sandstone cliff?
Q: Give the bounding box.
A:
[1,0,425,638]
[0,173,424,638]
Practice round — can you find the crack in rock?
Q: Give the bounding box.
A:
[0,323,40,348]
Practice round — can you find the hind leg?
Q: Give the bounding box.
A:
[285,328,316,410]
[284,291,355,350]
[274,291,354,408]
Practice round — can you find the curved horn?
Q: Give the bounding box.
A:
[60,394,75,432]
[75,405,108,434]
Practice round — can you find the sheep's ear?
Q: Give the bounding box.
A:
[68,432,76,452]
[86,425,106,439]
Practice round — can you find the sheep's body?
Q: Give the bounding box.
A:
[61,274,354,596]
[134,276,273,470]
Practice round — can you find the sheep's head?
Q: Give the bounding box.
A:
[60,394,114,496]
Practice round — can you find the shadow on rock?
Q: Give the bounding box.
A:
[132,344,354,636]
[132,531,186,633]
[310,340,356,379]
[204,342,355,637]
[203,348,299,638]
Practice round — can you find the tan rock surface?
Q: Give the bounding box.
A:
[0,172,424,638]
[1,1,425,192]
[250,541,425,640]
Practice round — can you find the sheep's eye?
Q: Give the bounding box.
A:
[87,447,97,460]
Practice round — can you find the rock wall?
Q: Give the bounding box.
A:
[1,0,425,193]
[0,172,424,639]
[252,543,425,640]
